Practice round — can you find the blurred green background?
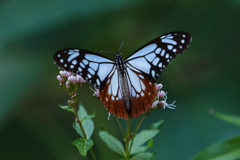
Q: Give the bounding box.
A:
[1,0,240,160]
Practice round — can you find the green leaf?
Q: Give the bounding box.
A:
[192,135,240,160]
[99,130,125,156]
[73,104,94,139]
[214,111,240,127]
[118,159,128,160]
[59,104,73,112]
[129,120,163,155]
[72,138,94,156]
[149,120,164,130]
[82,109,96,123]
[130,139,153,155]
[148,139,153,148]
[130,146,148,155]
[131,152,156,160]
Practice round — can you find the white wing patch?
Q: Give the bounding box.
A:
[89,62,98,71]
[155,48,162,54]
[68,52,80,62]
[111,69,118,96]
[127,43,157,60]
[126,67,148,100]
[145,52,156,62]
[127,58,151,74]
[85,54,112,63]
[161,39,177,45]
[126,68,141,93]
[98,63,114,81]
[104,68,122,101]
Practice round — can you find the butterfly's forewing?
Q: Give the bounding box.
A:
[122,31,192,118]
[126,31,192,82]
[99,67,129,119]
[53,48,115,90]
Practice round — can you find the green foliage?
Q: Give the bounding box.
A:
[82,109,96,123]
[129,120,163,155]
[59,104,73,112]
[131,152,156,160]
[72,104,95,158]
[214,111,240,127]
[193,112,240,160]
[73,104,95,139]
[117,152,156,160]
[149,120,164,130]
[99,130,126,156]
[130,146,149,155]
[148,139,153,148]
[72,138,94,156]
[192,136,240,160]
[99,119,163,159]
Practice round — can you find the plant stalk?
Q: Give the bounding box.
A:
[128,117,140,155]
[116,117,126,138]
[136,113,147,131]
[125,118,132,158]
[74,102,97,160]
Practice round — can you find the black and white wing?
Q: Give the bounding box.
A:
[53,48,115,90]
[126,31,192,82]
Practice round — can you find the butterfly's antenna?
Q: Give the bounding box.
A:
[95,50,115,54]
[95,41,124,54]
[118,41,125,53]
[89,87,95,92]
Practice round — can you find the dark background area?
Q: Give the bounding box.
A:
[1,0,240,160]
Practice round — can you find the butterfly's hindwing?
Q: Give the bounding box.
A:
[53,48,115,89]
[99,68,129,119]
[125,66,156,118]
[126,31,192,82]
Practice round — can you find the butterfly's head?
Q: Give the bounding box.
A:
[114,52,122,59]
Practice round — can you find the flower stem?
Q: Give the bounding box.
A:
[89,148,97,160]
[136,113,147,131]
[128,117,140,155]
[125,118,132,159]
[74,103,97,160]
[76,118,87,139]
[116,117,126,138]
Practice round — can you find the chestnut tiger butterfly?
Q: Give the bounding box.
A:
[53,31,192,119]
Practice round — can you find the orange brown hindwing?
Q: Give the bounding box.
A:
[99,69,156,119]
[99,74,129,119]
[129,70,156,118]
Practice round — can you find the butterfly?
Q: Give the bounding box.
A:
[53,31,192,119]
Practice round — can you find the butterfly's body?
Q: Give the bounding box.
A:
[115,53,126,77]
[115,53,132,112]
[54,31,192,119]
[120,74,131,112]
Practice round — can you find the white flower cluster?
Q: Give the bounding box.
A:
[151,83,176,109]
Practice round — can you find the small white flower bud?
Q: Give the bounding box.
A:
[157,91,165,100]
[68,76,77,85]
[155,83,163,91]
